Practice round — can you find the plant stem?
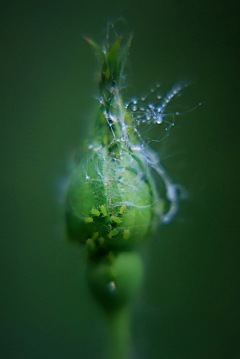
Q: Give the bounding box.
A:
[106,306,132,359]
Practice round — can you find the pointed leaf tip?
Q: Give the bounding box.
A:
[85,37,105,62]
[107,37,123,73]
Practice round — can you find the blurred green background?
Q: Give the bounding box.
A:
[1,0,240,358]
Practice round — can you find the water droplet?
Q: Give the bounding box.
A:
[156,115,163,124]
[132,98,138,105]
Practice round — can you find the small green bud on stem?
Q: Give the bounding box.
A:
[86,251,143,312]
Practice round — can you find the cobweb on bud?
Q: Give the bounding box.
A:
[123,82,201,223]
[89,81,201,224]
[125,82,200,145]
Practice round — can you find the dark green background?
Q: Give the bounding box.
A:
[1,1,240,358]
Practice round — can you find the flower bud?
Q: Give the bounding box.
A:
[65,34,158,251]
[86,251,144,312]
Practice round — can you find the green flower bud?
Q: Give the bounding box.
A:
[65,30,180,253]
[65,34,159,251]
[86,251,144,312]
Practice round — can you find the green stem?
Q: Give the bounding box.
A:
[106,306,132,359]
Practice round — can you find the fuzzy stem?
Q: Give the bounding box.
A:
[106,306,132,359]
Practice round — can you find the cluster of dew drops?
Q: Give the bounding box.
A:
[124,81,201,147]
[126,82,182,125]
